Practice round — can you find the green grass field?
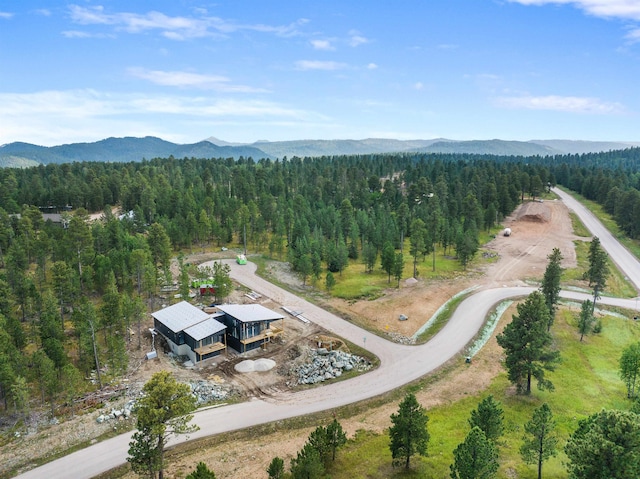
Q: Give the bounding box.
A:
[325,307,640,478]
[322,227,502,301]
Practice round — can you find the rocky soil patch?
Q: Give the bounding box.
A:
[94,378,236,425]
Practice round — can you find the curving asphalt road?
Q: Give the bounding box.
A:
[14,190,640,479]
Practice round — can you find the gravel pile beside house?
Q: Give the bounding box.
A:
[286,348,372,386]
[95,379,235,423]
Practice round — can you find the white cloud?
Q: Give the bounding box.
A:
[35,9,51,16]
[625,26,640,42]
[310,39,334,50]
[295,60,347,71]
[62,30,115,39]
[67,5,307,40]
[349,33,369,47]
[0,89,325,145]
[508,1,640,21]
[128,68,267,93]
[414,82,424,90]
[0,11,13,19]
[367,63,378,69]
[497,94,625,113]
[130,97,315,119]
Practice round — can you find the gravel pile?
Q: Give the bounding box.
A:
[387,332,415,344]
[95,379,234,423]
[96,399,135,423]
[287,348,371,386]
[188,379,236,405]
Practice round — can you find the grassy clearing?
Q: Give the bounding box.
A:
[324,229,502,301]
[414,289,476,344]
[324,306,640,479]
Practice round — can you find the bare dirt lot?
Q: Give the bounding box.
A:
[3,199,583,478]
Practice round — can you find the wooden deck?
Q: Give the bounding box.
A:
[194,341,226,356]
[240,326,284,346]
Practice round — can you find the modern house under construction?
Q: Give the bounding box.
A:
[151,301,285,361]
[216,304,285,353]
[151,301,227,364]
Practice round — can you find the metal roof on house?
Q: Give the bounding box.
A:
[217,304,284,323]
[151,301,211,333]
[183,314,226,341]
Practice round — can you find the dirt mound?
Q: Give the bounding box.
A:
[235,359,276,373]
[516,201,550,223]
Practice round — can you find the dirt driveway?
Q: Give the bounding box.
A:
[335,199,579,339]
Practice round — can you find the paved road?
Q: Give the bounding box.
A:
[553,187,640,293]
[15,191,640,479]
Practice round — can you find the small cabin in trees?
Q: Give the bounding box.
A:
[151,301,227,363]
[198,284,216,296]
[216,304,285,353]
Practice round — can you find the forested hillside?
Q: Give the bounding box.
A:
[1,147,640,429]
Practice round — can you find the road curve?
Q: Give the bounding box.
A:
[15,192,640,479]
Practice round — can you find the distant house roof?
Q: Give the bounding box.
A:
[217,304,284,323]
[151,301,211,332]
[42,213,63,223]
[183,313,226,341]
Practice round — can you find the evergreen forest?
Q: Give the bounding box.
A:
[2,147,640,467]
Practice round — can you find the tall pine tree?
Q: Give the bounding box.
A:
[496,291,560,395]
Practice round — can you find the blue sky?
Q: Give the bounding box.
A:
[2,1,640,146]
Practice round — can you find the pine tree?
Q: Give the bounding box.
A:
[496,291,560,394]
[363,241,377,273]
[127,371,198,479]
[468,396,504,443]
[326,418,347,461]
[381,241,395,283]
[565,409,640,479]
[450,427,499,479]
[185,462,216,479]
[325,271,336,291]
[539,248,563,331]
[290,442,325,479]
[586,236,609,315]
[212,261,233,303]
[392,252,404,287]
[308,425,330,465]
[520,403,558,479]
[577,299,595,341]
[147,222,172,286]
[389,393,430,469]
[410,218,427,278]
[267,457,285,479]
[619,342,640,399]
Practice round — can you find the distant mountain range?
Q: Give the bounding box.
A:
[0,137,272,168]
[1,136,638,168]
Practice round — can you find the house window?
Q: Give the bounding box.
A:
[202,336,213,346]
[246,322,260,337]
[230,320,239,339]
